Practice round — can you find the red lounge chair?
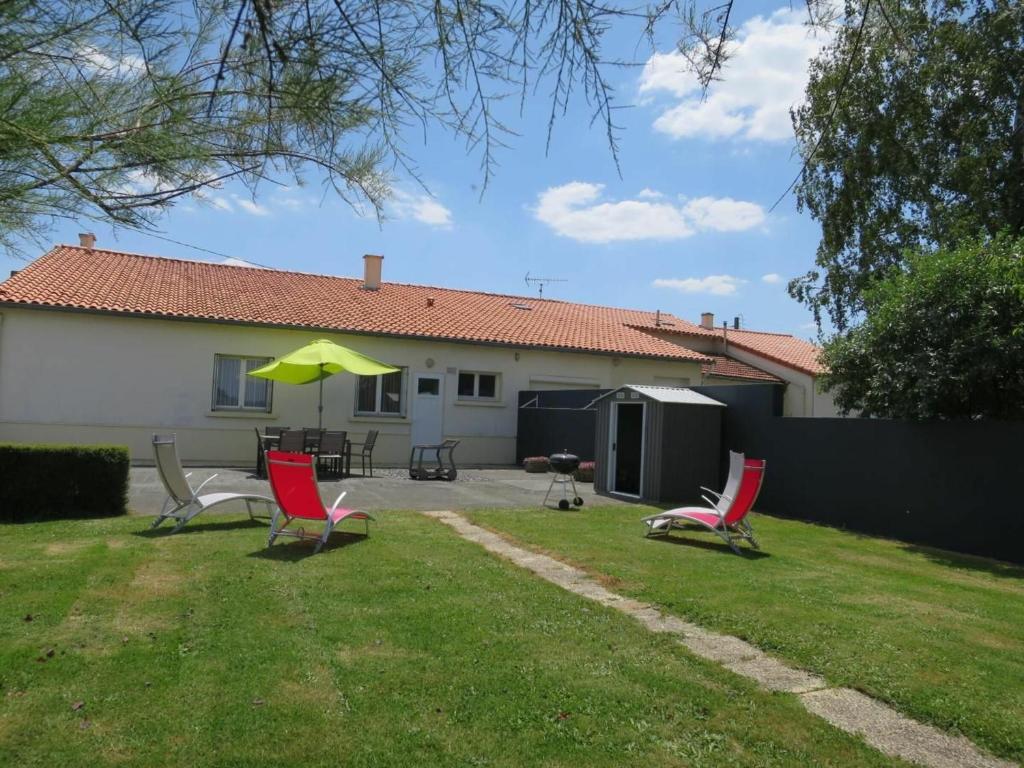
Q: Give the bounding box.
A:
[265,450,374,553]
[642,455,766,554]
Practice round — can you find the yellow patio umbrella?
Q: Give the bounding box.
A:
[248,339,399,429]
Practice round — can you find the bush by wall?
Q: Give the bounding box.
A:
[0,444,130,522]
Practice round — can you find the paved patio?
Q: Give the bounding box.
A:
[130,466,620,514]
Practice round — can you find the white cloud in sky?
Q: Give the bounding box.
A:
[389,190,453,229]
[637,187,664,200]
[681,196,766,232]
[762,272,783,284]
[233,196,270,216]
[638,8,833,142]
[533,182,764,243]
[78,46,146,79]
[189,189,273,216]
[207,195,232,212]
[653,275,747,296]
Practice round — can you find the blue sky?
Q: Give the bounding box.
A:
[7,2,832,339]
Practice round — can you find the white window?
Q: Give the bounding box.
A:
[355,369,406,416]
[457,371,499,400]
[212,355,272,411]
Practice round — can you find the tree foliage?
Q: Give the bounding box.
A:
[820,235,1024,419]
[790,0,1024,331]
[3,0,762,253]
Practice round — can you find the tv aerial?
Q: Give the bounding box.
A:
[524,272,567,298]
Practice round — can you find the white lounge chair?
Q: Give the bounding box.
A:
[151,434,276,533]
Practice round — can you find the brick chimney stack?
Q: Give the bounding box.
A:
[79,233,96,249]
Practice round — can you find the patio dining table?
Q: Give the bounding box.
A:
[257,433,352,477]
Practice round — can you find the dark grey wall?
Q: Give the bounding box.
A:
[516,389,608,462]
[655,403,723,504]
[694,383,1024,564]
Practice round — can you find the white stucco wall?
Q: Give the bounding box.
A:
[0,308,702,465]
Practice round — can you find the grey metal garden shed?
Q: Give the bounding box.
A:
[593,385,725,504]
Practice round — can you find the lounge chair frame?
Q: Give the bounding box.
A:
[642,454,765,554]
[265,451,373,554]
[151,434,276,533]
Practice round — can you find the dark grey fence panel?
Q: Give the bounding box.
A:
[516,389,609,463]
[737,415,1024,564]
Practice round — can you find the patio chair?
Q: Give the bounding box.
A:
[317,430,348,476]
[351,429,379,477]
[265,450,373,553]
[151,434,276,533]
[255,426,290,478]
[641,454,766,554]
[277,429,306,453]
[303,427,325,454]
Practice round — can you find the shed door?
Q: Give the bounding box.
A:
[609,402,644,496]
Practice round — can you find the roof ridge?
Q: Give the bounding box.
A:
[724,327,806,339]
[45,245,691,317]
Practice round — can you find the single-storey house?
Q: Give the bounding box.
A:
[0,239,833,465]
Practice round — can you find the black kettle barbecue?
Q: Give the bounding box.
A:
[544,450,585,510]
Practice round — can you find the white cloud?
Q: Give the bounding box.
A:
[232,196,270,216]
[389,190,453,229]
[533,182,764,243]
[78,46,146,79]
[681,196,766,231]
[762,272,783,284]
[208,195,232,212]
[637,187,664,200]
[653,275,747,296]
[638,8,833,142]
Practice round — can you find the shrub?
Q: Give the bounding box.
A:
[575,461,595,483]
[522,456,550,473]
[0,443,130,522]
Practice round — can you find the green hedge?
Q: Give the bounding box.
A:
[0,443,130,522]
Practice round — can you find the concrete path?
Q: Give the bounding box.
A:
[129,467,616,515]
[423,509,1015,768]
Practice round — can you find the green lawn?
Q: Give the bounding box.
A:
[466,506,1024,763]
[0,513,903,767]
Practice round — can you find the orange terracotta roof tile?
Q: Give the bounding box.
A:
[714,328,825,375]
[0,246,712,363]
[639,317,825,376]
[701,354,783,383]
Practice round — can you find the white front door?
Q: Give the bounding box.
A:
[411,373,444,446]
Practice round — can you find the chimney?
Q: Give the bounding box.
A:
[733,316,740,330]
[700,311,714,330]
[362,254,383,290]
[9,270,19,278]
[79,232,96,249]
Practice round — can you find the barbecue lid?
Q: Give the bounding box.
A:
[549,450,580,469]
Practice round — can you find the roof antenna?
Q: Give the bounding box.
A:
[524,271,567,298]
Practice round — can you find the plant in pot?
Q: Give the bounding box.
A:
[522,456,550,473]
[575,461,595,483]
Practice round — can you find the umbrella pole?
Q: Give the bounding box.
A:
[318,366,324,430]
